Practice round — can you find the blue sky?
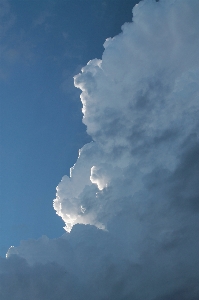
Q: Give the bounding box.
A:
[0,0,199,299]
[0,0,138,257]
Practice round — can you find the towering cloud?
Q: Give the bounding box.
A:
[2,0,199,299]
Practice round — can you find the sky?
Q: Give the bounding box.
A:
[0,0,199,299]
[0,0,138,256]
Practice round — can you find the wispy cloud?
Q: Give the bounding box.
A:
[0,0,37,80]
[32,10,52,29]
[0,0,15,36]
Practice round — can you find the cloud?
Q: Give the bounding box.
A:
[0,0,16,79]
[0,0,15,36]
[32,11,52,27]
[0,0,36,80]
[0,254,84,300]
[1,0,199,299]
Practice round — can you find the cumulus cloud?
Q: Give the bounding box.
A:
[2,0,199,299]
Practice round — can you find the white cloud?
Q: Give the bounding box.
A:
[1,0,199,299]
[55,0,199,231]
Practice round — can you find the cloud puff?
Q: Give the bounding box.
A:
[2,0,199,299]
[55,0,199,232]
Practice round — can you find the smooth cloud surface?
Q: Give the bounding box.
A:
[3,0,199,299]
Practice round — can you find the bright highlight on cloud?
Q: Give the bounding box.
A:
[2,0,199,299]
[54,0,199,233]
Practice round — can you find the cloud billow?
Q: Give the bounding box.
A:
[2,0,199,299]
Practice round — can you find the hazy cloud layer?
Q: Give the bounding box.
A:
[2,0,199,299]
